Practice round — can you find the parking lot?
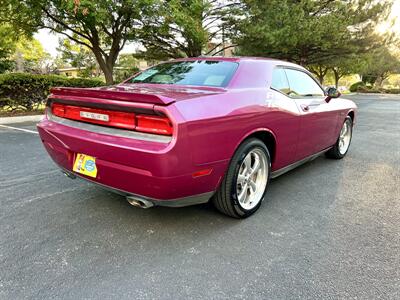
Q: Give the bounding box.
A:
[0,94,399,299]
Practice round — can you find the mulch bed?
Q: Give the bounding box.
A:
[0,110,45,117]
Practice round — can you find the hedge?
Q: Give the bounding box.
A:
[0,73,105,112]
[349,81,400,94]
[349,81,366,93]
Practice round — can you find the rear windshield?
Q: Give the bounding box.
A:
[128,60,238,87]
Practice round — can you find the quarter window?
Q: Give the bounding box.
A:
[271,68,290,95]
[284,69,324,97]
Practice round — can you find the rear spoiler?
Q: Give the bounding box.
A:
[50,87,175,105]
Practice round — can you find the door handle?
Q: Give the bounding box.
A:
[300,104,309,112]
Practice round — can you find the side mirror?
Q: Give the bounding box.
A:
[325,87,341,102]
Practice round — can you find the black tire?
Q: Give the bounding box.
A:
[326,116,353,159]
[212,138,271,218]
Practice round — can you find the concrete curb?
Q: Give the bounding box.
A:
[355,92,398,95]
[0,115,43,125]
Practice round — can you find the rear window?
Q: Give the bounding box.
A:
[128,60,238,87]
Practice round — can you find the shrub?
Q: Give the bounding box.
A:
[356,85,387,93]
[347,81,400,94]
[349,81,366,93]
[383,88,400,94]
[0,73,104,112]
[114,67,139,83]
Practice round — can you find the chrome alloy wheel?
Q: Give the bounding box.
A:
[338,119,352,155]
[236,148,269,210]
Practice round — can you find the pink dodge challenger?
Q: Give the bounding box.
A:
[37,57,357,218]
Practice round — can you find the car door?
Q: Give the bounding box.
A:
[269,67,301,169]
[283,68,338,160]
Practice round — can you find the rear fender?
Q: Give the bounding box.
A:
[234,128,277,163]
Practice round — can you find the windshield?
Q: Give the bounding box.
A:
[128,60,238,87]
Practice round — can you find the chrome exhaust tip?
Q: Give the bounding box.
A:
[62,170,76,179]
[126,196,154,209]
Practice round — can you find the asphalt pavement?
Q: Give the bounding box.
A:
[0,94,399,299]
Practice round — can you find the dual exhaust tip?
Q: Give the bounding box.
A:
[126,196,154,209]
[62,170,154,209]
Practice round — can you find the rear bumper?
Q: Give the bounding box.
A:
[61,168,213,207]
[37,116,227,204]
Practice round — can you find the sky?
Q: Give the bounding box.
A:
[34,30,137,57]
[377,0,400,35]
[35,0,400,58]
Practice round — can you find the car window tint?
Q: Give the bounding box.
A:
[284,69,324,97]
[129,60,238,87]
[271,68,290,95]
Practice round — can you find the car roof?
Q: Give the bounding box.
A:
[145,56,310,89]
[171,56,306,70]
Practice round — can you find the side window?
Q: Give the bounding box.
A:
[271,68,290,95]
[284,69,325,97]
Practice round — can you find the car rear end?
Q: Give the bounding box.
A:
[37,87,220,207]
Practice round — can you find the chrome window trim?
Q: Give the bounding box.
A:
[47,110,172,143]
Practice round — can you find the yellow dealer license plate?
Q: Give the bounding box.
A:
[73,153,98,178]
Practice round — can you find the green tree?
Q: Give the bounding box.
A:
[56,38,100,78]
[330,56,360,88]
[0,25,17,73]
[356,46,400,86]
[2,0,157,84]
[235,0,391,69]
[12,37,51,73]
[114,54,140,82]
[307,65,329,85]
[137,0,241,60]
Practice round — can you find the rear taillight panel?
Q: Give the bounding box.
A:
[136,115,173,136]
[52,103,136,130]
[50,102,173,136]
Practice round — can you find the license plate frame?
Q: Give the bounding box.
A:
[73,153,98,178]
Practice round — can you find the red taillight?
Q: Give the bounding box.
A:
[52,103,65,117]
[52,103,136,130]
[136,115,173,136]
[51,103,173,135]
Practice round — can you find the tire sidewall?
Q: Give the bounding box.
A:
[229,139,271,217]
[337,117,353,158]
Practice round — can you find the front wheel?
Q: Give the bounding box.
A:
[212,138,271,218]
[326,116,353,159]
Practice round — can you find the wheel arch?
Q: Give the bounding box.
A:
[236,128,277,164]
[347,109,355,123]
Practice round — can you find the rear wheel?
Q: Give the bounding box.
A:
[212,138,271,218]
[326,116,353,159]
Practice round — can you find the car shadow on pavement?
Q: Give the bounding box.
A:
[74,154,346,233]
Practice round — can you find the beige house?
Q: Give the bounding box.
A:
[57,67,82,78]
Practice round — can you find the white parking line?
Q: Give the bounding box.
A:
[0,124,39,135]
